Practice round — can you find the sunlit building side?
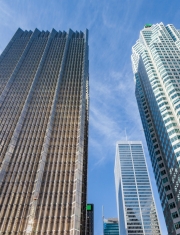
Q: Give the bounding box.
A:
[114,141,161,235]
[0,28,89,235]
[132,23,180,234]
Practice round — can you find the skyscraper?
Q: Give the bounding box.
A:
[86,204,94,235]
[0,28,89,235]
[131,23,180,234]
[114,141,161,235]
[103,218,119,235]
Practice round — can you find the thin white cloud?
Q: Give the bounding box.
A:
[0,1,12,17]
[89,64,144,171]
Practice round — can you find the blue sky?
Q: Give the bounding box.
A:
[1,0,180,234]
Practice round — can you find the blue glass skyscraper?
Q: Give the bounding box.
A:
[103,218,119,235]
[114,141,161,235]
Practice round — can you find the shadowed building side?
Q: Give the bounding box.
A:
[86,204,94,235]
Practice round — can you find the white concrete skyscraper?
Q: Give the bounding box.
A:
[132,23,180,234]
[114,141,161,235]
[0,28,89,234]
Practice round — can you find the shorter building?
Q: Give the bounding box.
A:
[86,204,94,235]
[103,218,119,235]
[114,141,161,235]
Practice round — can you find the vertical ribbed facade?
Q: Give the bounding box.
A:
[132,23,180,234]
[0,28,89,235]
[114,141,161,235]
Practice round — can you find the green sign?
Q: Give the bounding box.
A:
[86,204,92,211]
[145,24,152,28]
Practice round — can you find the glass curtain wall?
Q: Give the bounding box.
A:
[114,141,161,235]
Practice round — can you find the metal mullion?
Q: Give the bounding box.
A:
[2,163,22,231]
[51,126,63,231]
[62,115,72,232]
[34,162,50,232]
[18,149,44,232]
[65,87,77,231]
[19,82,48,229]
[37,150,55,233]
[65,79,77,231]
[47,147,56,231]
[0,136,26,201]
[45,147,56,232]
[13,139,38,231]
[56,97,70,233]
[47,152,59,231]
[53,100,67,226]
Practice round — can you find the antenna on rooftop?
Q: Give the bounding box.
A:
[102,205,104,235]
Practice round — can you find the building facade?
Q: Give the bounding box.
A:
[114,141,161,235]
[131,23,180,234]
[0,28,89,235]
[103,218,119,235]
[86,204,94,235]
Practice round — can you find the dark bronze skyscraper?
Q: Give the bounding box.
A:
[0,28,89,234]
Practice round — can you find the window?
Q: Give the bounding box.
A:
[154,144,159,149]
[157,156,162,162]
[166,122,177,130]
[169,202,176,209]
[167,193,173,200]
[159,163,164,168]
[155,149,161,155]
[171,135,180,143]
[172,211,179,219]
[162,177,168,183]
[165,185,171,191]
[161,170,166,176]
